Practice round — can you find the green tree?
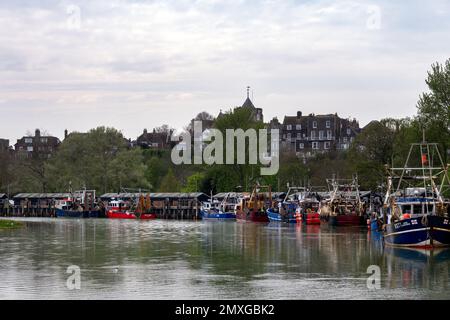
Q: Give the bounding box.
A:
[159,168,180,192]
[212,106,265,190]
[46,127,148,193]
[417,58,450,160]
[182,172,205,192]
[145,156,168,191]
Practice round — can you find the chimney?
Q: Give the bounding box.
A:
[143,129,147,134]
[35,129,40,137]
[297,111,302,118]
[64,129,68,139]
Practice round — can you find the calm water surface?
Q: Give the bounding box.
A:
[0,218,449,299]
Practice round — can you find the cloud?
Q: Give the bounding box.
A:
[0,0,449,143]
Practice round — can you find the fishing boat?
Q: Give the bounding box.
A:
[296,190,321,225]
[320,176,367,226]
[367,193,384,231]
[106,194,156,220]
[368,212,383,231]
[236,185,272,223]
[200,193,237,221]
[267,187,301,223]
[382,137,450,248]
[55,189,102,218]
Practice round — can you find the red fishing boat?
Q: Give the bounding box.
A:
[107,194,156,220]
[320,176,367,226]
[235,185,272,223]
[295,190,321,225]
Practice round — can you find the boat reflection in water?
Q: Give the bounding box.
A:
[383,246,450,292]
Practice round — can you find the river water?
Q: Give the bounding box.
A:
[0,218,448,300]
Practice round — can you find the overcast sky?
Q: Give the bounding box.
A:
[0,0,449,143]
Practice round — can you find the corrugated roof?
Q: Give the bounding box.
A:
[13,193,73,199]
[100,192,209,199]
[213,192,286,199]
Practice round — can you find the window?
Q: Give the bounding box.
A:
[347,128,351,135]
[311,131,316,139]
[312,142,319,150]
[25,138,32,144]
[327,130,332,139]
[287,125,292,130]
[297,133,301,138]
[343,137,348,143]
[40,138,48,143]
[27,146,33,152]
[299,143,304,149]
[296,124,301,130]
[287,133,291,140]
[326,121,331,128]
[312,121,317,128]
[324,142,330,149]
[319,131,324,139]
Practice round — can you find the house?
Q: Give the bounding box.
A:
[280,111,361,157]
[14,129,60,159]
[136,128,174,149]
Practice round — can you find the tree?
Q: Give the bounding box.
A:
[350,121,395,164]
[275,151,309,190]
[417,58,450,160]
[108,149,150,192]
[182,172,205,192]
[159,168,181,192]
[145,156,168,191]
[212,107,265,190]
[46,127,149,193]
[0,150,14,194]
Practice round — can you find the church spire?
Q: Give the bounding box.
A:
[247,86,250,99]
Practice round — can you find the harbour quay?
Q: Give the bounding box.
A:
[0,192,212,220]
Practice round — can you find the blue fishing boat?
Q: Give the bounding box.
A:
[267,187,302,223]
[55,189,102,219]
[384,213,449,247]
[201,210,236,220]
[200,193,236,221]
[267,206,297,223]
[370,218,380,231]
[56,208,101,218]
[382,138,450,248]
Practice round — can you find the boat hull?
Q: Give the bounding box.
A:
[236,210,270,223]
[329,215,365,226]
[56,208,101,218]
[200,210,236,221]
[267,209,296,223]
[107,211,157,220]
[369,218,381,232]
[384,215,450,248]
[299,213,321,225]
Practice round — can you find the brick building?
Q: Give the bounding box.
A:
[276,111,360,157]
[136,128,174,149]
[14,129,61,159]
